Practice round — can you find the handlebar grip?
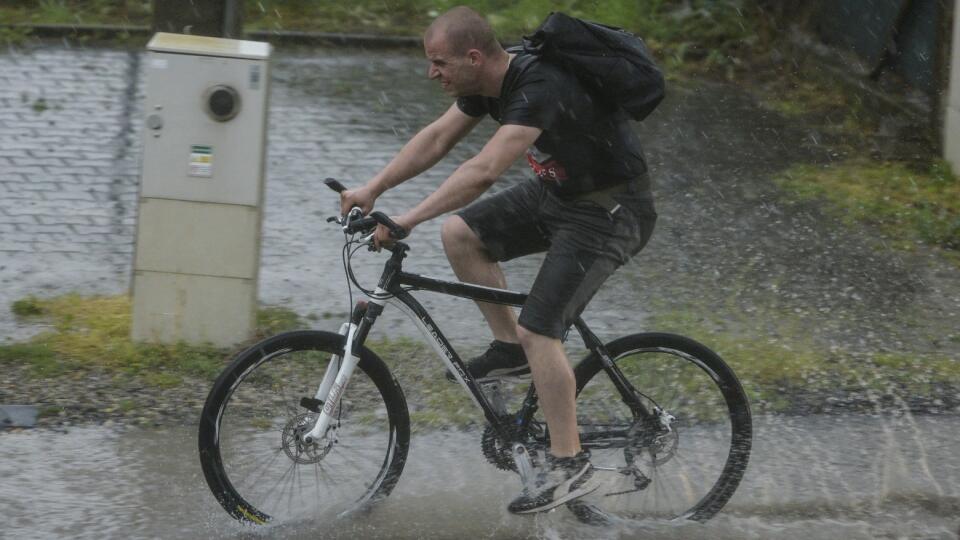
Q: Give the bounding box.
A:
[324,178,347,193]
[370,211,408,239]
[345,216,377,234]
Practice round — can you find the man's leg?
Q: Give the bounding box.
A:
[441,215,519,343]
[507,324,599,515]
[516,325,580,457]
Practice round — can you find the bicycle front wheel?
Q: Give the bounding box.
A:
[198,330,410,526]
[572,333,752,523]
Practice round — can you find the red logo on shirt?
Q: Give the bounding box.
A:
[526,151,568,183]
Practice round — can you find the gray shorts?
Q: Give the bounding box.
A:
[456,179,657,339]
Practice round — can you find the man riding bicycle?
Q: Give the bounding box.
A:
[340,6,657,514]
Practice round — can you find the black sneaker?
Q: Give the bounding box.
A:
[508,450,601,514]
[445,340,530,382]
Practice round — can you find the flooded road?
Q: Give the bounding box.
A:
[2,414,959,539]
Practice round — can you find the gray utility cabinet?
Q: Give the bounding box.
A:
[132,33,271,347]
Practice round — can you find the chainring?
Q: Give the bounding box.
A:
[481,422,546,472]
[481,423,518,471]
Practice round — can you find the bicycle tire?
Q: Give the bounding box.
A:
[570,332,752,523]
[198,330,410,526]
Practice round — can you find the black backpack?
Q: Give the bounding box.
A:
[521,12,665,121]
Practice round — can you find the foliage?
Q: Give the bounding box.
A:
[0,0,151,25]
[1,1,770,72]
[242,0,768,69]
[0,25,33,45]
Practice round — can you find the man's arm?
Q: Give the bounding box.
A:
[340,103,482,214]
[377,124,542,245]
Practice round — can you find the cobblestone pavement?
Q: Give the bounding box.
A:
[0,46,142,341]
[1,43,958,356]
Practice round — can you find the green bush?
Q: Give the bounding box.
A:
[1,1,770,72]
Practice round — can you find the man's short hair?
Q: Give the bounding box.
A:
[425,6,500,56]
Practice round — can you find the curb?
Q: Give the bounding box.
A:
[0,23,422,48]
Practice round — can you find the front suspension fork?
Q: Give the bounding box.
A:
[302,300,375,444]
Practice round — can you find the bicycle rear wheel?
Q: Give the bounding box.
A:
[198,330,410,526]
[572,332,751,523]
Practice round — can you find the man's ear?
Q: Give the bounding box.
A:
[467,49,483,66]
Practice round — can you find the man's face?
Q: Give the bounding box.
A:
[424,36,480,97]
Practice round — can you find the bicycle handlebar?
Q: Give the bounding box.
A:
[324,178,408,240]
[323,177,348,193]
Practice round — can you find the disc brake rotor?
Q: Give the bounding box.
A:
[624,418,679,467]
[282,413,333,464]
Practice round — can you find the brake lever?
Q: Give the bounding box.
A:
[340,207,364,233]
[359,232,376,249]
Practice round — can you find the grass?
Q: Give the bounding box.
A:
[372,304,960,421]
[648,306,960,414]
[4,293,303,381]
[0,342,60,375]
[11,297,45,317]
[366,336,479,429]
[6,293,956,428]
[776,159,960,252]
[759,75,866,129]
[1,292,482,427]
[256,305,304,336]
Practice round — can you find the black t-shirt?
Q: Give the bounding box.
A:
[457,53,649,197]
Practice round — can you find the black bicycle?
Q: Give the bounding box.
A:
[198,178,752,527]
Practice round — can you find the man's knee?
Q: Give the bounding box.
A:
[516,324,552,349]
[442,215,482,255]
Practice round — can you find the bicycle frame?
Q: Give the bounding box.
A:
[304,241,650,448]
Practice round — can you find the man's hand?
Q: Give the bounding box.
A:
[340,184,378,216]
[373,214,415,250]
